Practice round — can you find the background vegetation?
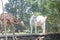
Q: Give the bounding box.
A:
[2,0,60,33]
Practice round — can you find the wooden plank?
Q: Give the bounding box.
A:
[0,33,59,40]
[0,32,59,37]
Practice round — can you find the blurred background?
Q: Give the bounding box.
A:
[0,0,60,33]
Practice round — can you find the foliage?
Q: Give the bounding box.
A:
[4,0,60,32]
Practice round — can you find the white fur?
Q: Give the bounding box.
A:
[30,15,47,33]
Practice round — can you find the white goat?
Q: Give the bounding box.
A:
[30,15,47,33]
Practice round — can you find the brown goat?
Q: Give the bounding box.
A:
[0,13,25,34]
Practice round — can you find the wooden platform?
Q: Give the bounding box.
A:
[0,33,60,40]
[0,33,51,37]
[0,33,45,37]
